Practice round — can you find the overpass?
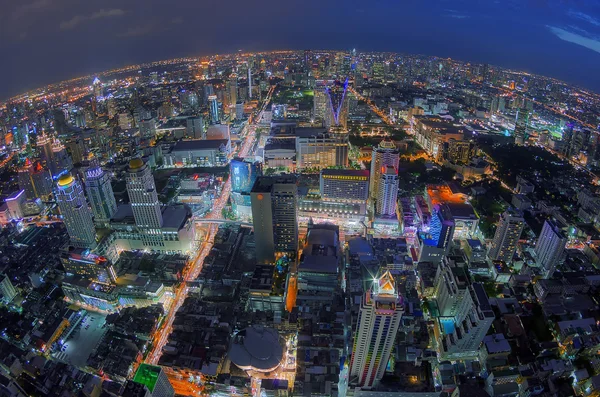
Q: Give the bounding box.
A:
[192,218,253,228]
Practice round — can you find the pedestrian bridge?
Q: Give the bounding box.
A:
[192,218,253,228]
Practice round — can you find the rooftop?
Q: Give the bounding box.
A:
[171,139,229,151]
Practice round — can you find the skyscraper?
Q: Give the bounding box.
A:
[228,74,238,112]
[18,160,53,200]
[514,108,529,145]
[37,132,55,174]
[376,166,399,216]
[349,270,403,389]
[208,95,220,124]
[325,78,349,130]
[55,174,97,249]
[231,158,262,193]
[85,160,117,227]
[489,209,525,263]
[126,158,163,229]
[535,219,567,278]
[369,140,399,199]
[132,364,175,397]
[250,176,298,264]
[0,275,17,304]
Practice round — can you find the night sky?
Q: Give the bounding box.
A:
[2,0,600,99]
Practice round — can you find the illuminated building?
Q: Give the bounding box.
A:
[164,139,231,167]
[432,260,494,360]
[92,77,102,101]
[206,124,230,140]
[313,85,329,124]
[227,74,238,112]
[18,159,53,200]
[295,133,348,170]
[376,166,398,216]
[513,108,529,145]
[0,274,17,304]
[208,95,220,124]
[231,157,263,218]
[250,176,298,264]
[50,139,73,176]
[37,132,55,174]
[61,247,117,284]
[55,174,97,249]
[5,190,25,220]
[126,158,163,232]
[418,207,455,263]
[369,140,399,200]
[185,116,204,139]
[488,209,524,264]
[132,364,175,397]
[85,159,117,227]
[535,219,567,279]
[325,78,349,130]
[411,116,465,161]
[445,139,475,165]
[349,270,403,389]
[320,169,369,202]
[440,203,479,240]
[228,326,284,376]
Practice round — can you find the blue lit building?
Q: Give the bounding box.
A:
[325,78,349,130]
[208,95,220,124]
[230,157,262,218]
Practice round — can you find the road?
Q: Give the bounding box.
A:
[348,86,393,125]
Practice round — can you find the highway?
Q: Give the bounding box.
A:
[348,86,393,125]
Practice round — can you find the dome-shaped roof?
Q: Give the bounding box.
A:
[57,174,74,188]
[228,326,283,373]
[129,158,144,170]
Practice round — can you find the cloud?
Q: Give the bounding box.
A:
[117,24,158,38]
[60,8,125,30]
[548,26,600,55]
[568,10,600,27]
[444,9,470,19]
[11,0,51,19]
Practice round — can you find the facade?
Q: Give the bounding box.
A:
[18,159,53,200]
[325,78,349,130]
[320,169,369,202]
[411,116,465,161]
[5,190,25,220]
[0,274,17,304]
[488,209,525,264]
[85,161,117,227]
[132,364,175,397]
[37,133,55,175]
[250,176,298,264]
[514,108,529,145]
[445,139,475,165]
[208,95,219,124]
[349,271,403,389]
[295,133,348,170]
[61,247,117,284]
[164,139,231,167]
[535,219,567,278]
[55,174,97,249]
[376,166,399,216]
[369,140,400,200]
[185,116,205,139]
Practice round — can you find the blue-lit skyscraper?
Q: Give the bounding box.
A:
[325,78,349,130]
[208,95,220,124]
[85,159,117,227]
[231,158,262,219]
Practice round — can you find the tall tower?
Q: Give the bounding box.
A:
[126,158,163,229]
[250,176,298,264]
[248,67,253,99]
[325,78,349,130]
[514,108,529,145]
[369,140,399,199]
[55,174,97,249]
[349,270,403,389]
[208,95,220,124]
[376,165,399,216]
[535,219,567,278]
[37,132,55,175]
[85,159,118,227]
[489,209,524,264]
[228,74,238,111]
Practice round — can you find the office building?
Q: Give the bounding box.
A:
[37,132,54,173]
[349,270,403,389]
[164,139,231,167]
[231,158,262,193]
[376,166,398,216]
[5,190,25,220]
[418,206,455,263]
[445,139,475,165]
[369,140,399,199]
[18,159,53,200]
[488,209,525,264]
[319,169,369,202]
[51,139,73,175]
[227,74,237,111]
[433,260,494,360]
[85,160,118,227]
[325,78,349,130]
[126,158,163,229]
[185,116,205,139]
[208,95,219,124]
[295,133,348,170]
[55,174,97,249]
[250,176,298,264]
[411,116,465,161]
[0,274,17,304]
[514,108,529,145]
[61,247,117,284]
[132,364,175,397]
[535,219,567,278]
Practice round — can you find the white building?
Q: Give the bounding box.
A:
[55,174,97,249]
[85,161,117,227]
[535,219,567,278]
[369,140,399,200]
[349,270,403,389]
[376,166,398,216]
[488,209,524,264]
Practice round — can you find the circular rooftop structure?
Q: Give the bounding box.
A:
[129,158,144,170]
[57,174,74,188]
[228,326,283,373]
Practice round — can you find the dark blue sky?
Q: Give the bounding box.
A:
[2,0,600,99]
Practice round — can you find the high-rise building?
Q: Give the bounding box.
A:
[85,160,117,227]
[126,158,163,229]
[37,132,55,173]
[489,209,525,263]
[0,274,17,304]
[514,108,529,145]
[250,176,298,264]
[295,133,349,170]
[5,190,25,221]
[228,74,238,111]
[369,140,399,199]
[231,158,262,194]
[208,95,220,124]
[325,79,349,130]
[132,364,175,397]
[50,139,73,176]
[92,77,103,101]
[186,116,205,139]
[535,219,567,278]
[55,174,97,249]
[376,166,399,216]
[349,270,403,389]
[432,259,494,360]
[319,169,369,202]
[61,248,117,284]
[18,160,53,200]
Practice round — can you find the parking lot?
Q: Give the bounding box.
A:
[53,311,107,367]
